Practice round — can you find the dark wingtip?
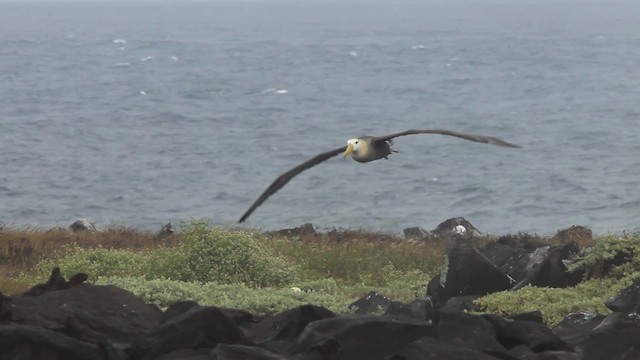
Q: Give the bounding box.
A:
[492,139,521,148]
[238,213,249,223]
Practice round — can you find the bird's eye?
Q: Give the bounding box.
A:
[355,141,359,144]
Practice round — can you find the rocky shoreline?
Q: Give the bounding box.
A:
[1,269,639,359]
[1,219,639,359]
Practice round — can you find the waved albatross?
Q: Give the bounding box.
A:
[238,129,520,223]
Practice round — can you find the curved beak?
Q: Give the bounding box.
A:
[343,143,354,158]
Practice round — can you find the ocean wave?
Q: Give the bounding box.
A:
[261,88,288,94]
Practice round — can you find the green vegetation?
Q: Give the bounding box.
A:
[4,221,443,315]
[2,221,639,324]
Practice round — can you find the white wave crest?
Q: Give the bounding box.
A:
[261,88,288,94]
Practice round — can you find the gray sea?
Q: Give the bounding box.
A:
[1,0,639,235]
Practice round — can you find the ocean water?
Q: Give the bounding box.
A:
[1,0,639,235]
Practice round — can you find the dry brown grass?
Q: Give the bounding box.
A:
[0,226,182,293]
[0,226,180,269]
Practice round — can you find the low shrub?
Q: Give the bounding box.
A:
[176,221,296,287]
[27,221,297,288]
[100,276,356,315]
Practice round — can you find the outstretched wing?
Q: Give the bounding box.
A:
[371,129,520,148]
[238,145,348,223]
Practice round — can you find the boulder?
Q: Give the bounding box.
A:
[267,223,316,237]
[0,291,10,321]
[7,284,161,350]
[428,233,513,304]
[552,226,592,244]
[552,312,606,340]
[431,217,481,237]
[435,311,508,357]
[290,315,435,360]
[509,310,544,324]
[387,335,502,360]
[348,291,392,314]
[570,325,640,360]
[604,279,640,313]
[439,295,482,313]
[0,324,104,360]
[22,267,88,296]
[212,344,288,360]
[69,219,97,232]
[481,314,572,353]
[479,239,582,290]
[130,305,250,359]
[497,233,547,250]
[384,298,435,321]
[156,223,175,240]
[510,243,582,290]
[247,304,335,345]
[403,227,430,240]
[479,241,532,281]
[154,348,212,360]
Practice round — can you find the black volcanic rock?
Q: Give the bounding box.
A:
[482,314,572,353]
[156,222,175,240]
[435,311,508,356]
[508,310,544,324]
[159,300,201,324]
[248,304,336,345]
[267,223,316,237]
[212,344,288,360]
[0,324,104,360]
[479,241,532,281]
[155,348,212,360]
[431,217,481,237]
[69,219,97,232]
[403,226,429,240]
[552,312,606,340]
[130,305,250,359]
[0,291,10,321]
[22,267,88,296]
[384,298,435,321]
[605,278,640,313]
[387,335,503,360]
[510,242,582,290]
[349,291,392,314]
[497,232,546,249]
[439,295,482,313]
[290,315,435,360]
[428,234,513,304]
[570,325,640,360]
[8,284,161,350]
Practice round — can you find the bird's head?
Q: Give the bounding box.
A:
[343,138,362,158]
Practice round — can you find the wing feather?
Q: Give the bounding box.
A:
[238,145,348,223]
[371,129,520,148]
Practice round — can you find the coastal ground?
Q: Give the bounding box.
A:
[1,220,638,326]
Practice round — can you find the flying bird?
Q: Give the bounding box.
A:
[238,129,520,223]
